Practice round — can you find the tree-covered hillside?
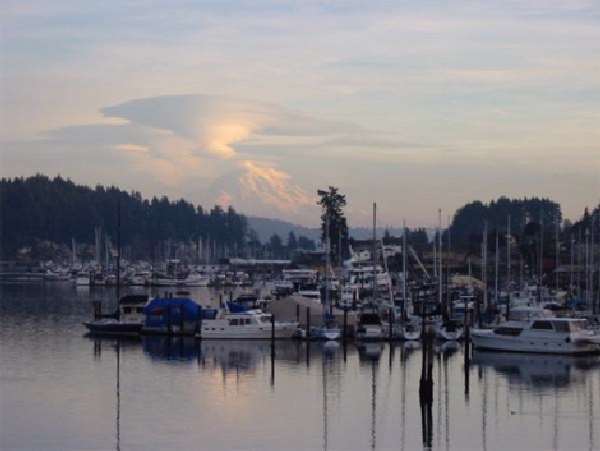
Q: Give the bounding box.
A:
[0,175,248,260]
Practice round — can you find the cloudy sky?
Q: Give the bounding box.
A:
[1,1,599,227]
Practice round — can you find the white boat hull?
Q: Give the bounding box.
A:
[356,325,384,341]
[472,329,600,354]
[197,323,298,339]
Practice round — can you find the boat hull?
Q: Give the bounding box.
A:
[471,329,600,354]
[197,323,298,339]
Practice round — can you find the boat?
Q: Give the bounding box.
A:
[435,319,464,341]
[142,296,202,335]
[84,295,148,335]
[356,308,384,341]
[395,319,421,341]
[179,272,210,287]
[75,272,91,286]
[296,290,322,302]
[130,271,150,286]
[196,309,298,339]
[471,318,600,354]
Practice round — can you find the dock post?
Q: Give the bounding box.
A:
[271,314,275,342]
[343,308,348,341]
[389,308,393,341]
[93,300,101,320]
[296,303,300,323]
[306,307,311,339]
[271,314,275,386]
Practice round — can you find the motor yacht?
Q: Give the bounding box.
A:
[197,309,298,339]
[471,318,600,354]
[84,295,148,335]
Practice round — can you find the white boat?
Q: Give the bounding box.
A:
[472,318,600,354]
[435,319,464,341]
[310,324,342,340]
[130,272,150,286]
[356,310,384,341]
[75,272,91,286]
[197,309,298,339]
[296,290,322,303]
[394,320,421,341]
[180,273,210,287]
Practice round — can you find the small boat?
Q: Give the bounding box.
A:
[310,314,341,341]
[75,272,91,286]
[472,318,600,354]
[435,319,464,341]
[396,319,421,341]
[356,309,384,341]
[179,273,210,287]
[197,309,298,339]
[296,290,322,303]
[84,295,148,335]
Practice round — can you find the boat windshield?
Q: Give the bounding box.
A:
[553,320,589,333]
[360,313,381,325]
[260,315,272,323]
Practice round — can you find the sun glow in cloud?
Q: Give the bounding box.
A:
[239,160,312,213]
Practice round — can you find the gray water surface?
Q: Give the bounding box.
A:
[1,284,599,451]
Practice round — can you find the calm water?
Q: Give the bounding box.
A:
[1,284,599,451]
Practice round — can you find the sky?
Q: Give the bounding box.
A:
[1,0,599,227]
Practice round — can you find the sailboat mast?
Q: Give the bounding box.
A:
[539,210,544,288]
[494,230,499,306]
[483,221,488,313]
[506,215,511,289]
[403,219,407,315]
[438,209,442,311]
[116,197,121,313]
[325,210,331,316]
[555,214,560,291]
[372,202,377,304]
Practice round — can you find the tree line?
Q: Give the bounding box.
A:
[0,175,317,261]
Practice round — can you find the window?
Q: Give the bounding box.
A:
[229,319,239,326]
[123,307,132,314]
[553,322,570,333]
[136,307,144,314]
[531,321,553,330]
[494,327,522,336]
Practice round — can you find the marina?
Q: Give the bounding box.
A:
[2,283,600,451]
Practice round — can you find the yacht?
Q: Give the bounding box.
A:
[84,295,148,335]
[130,271,150,286]
[395,319,421,341]
[310,318,342,340]
[471,318,600,354]
[75,272,91,286]
[356,308,384,341]
[197,309,298,339]
[180,272,210,287]
[435,319,464,341]
[296,290,322,303]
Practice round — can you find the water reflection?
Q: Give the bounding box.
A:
[3,284,600,451]
[472,351,600,390]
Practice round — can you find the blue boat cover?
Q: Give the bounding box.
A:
[144,297,201,328]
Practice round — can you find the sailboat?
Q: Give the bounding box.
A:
[310,207,341,341]
[356,202,384,341]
